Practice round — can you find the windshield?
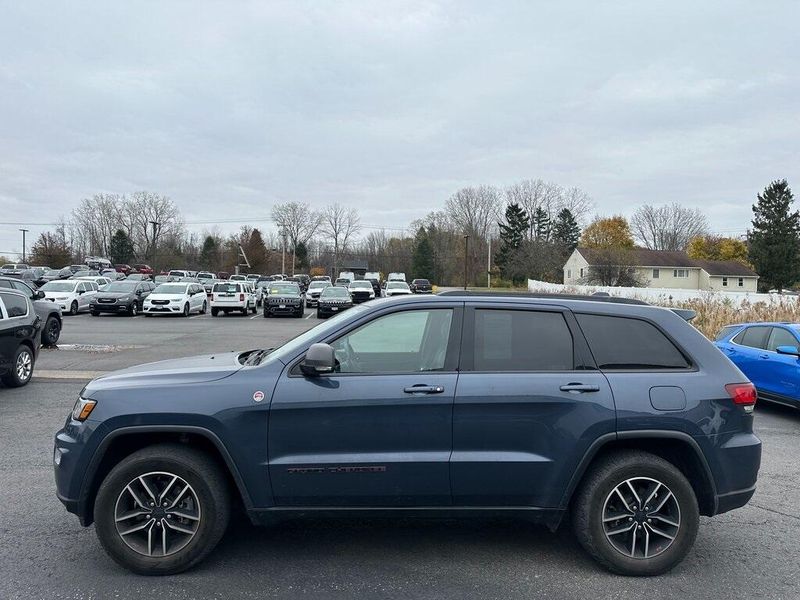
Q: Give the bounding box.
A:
[213,283,240,293]
[321,287,349,298]
[309,281,329,290]
[269,284,300,295]
[387,282,409,289]
[197,273,213,279]
[350,281,371,289]
[42,281,77,292]
[413,279,430,285]
[154,284,189,295]
[104,282,138,293]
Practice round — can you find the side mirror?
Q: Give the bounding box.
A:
[33,290,45,300]
[776,345,800,357]
[300,343,336,376]
[77,289,84,295]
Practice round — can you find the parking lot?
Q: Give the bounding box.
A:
[1,312,800,599]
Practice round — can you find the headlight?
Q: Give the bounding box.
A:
[56,296,68,300]
[71,398,97,421]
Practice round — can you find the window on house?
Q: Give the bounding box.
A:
[673,269,688,278]
[579,268,584,278]
[652,269,660,279]
[567,269,572,279]
[738,278,744,287]
[722,277,728,287]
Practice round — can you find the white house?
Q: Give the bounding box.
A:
[563,247,759,292]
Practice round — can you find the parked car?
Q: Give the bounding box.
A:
[168,270,190,280]
[68,264,90,274]
[143,283,208,317]
[39,267,72,283]
[410,278,433,294]
[114,264,133,275]
[305,280,330,307]
[316,285,353,318]
[39,279,98,315]
[714,322,800,407]
[0,290,40,387]
[334,278,350,287]
[216,271,230,280]
[229,274,247,282]
[69,270,100,279]
[4,268,40,287]
[387,271,406,282]
[75,276,112,289]
[0,275,62,346]
[132,264,154,275]
[85,256,113,272]
[294,274,311,292]
[197,271,215,282]
[311,275,332,283]
[152,275,170,284]
[53,292,761,576]
[89,281,154,316]
[210,281,257,316]
[101,269,126,281]
[383,281,413,297]
[263,281,304,318]
[127,273,153,282]
[245,274,261,282]
[348,280,375,303]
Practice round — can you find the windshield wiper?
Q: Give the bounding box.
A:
[244,348,275,366]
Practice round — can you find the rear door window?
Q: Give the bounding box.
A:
[576,313,690,370]
[472,309,574,371]
[0,293,28,317]
[733,326,770,350]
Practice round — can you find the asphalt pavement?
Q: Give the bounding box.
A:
[1,311,799,599]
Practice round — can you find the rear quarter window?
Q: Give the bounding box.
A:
[576,313,691,370]
[715,325,740,341]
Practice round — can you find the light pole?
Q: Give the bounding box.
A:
[19,229,29,263]
[463,234,470,290]
[149,221,159,274]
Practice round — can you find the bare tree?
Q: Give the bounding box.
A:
[126,191,183,266]
[558,186,594,225]
[504,180,560,239]
[631,203,709,251]
[321,203,361,274]
[446,185,501,239]
[270,201,323,273]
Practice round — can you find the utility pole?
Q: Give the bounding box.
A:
[463,234,470,291]
[149,221,159,274]
[487,234,491,289]
[19,229,29,263]
[280,228,286,276]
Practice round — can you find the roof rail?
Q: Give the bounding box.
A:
[437,290,649,305]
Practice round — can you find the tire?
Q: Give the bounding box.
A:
[69,301,78,316]
[91,311,100,317]
[263,309,269,318]
[317,311,324,319]
[295,307,304,318]
[572,450,699,576]
[211,308,219,317]
[182,303,190,317]
[200,301,207,315]
[42,316,61,346]
[1,344,34,387]
[93,444,231,576]
[251,305,257,315]
[129,302,138,316]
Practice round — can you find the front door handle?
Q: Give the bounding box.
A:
[759,354,770,359]
[560,383,601,393]
[404,385,444,395]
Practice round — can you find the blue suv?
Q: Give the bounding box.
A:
[54,293,761,576]
[715,322,800,407]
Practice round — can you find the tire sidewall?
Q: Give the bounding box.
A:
[94,453,228,575]
[4,345,33,386]
[70,301,78,316]
[43,316,60,346]
[581,459,699,576]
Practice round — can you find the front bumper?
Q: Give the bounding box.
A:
[266,300,302,315]
[351,293,373,303]
[144,304,182,313]
[89,302,131,313]
[318,303,351,316]
[53,418,102,526]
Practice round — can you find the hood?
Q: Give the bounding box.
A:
[83,351,245,394]
[43,289,76,298]
[97,291,136,299]
[269,293,301,299]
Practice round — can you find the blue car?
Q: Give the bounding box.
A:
[715,322,800,407]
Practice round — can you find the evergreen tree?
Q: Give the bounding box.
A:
[748,180,800,291]
[532,207,551,240]
[552,208,581,252]
[496,203,530,275]
[199,236,218,270]
[109,229,135,264]
[412,226,435,281]
[294,241,309,270]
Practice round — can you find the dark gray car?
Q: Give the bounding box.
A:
[0,275,62,346]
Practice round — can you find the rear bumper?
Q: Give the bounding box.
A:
[706,431,762,515]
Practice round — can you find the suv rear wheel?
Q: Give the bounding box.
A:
[572,450,699,576]
[94,444,231,575]
[2,344,34,387]
[42,315,61,346]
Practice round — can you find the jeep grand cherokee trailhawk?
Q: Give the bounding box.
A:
[54,292,761,576]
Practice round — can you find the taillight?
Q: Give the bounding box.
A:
[725,382,757,408]
[239,293,244,301]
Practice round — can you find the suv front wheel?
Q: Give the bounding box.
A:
[572,450,699,576]
[94,444,231,575]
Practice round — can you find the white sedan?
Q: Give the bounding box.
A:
[384,281,413,297]
[143,282,208,316]
[39,280,98,315]
[74,276,112,289]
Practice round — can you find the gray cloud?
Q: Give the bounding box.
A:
[0,0,797,256]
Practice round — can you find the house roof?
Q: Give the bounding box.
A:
[575,247,758,277]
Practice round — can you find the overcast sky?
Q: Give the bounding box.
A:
[0,1,797,257]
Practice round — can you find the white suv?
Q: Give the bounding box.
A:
[210,281,257,316]
[144,282,208,317]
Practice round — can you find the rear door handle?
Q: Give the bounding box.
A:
[759,354,770,359]
[559,383,601,393]
[404,385,444,395]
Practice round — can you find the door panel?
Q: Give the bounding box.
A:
[760,327,800,398]
[268,373,456,506]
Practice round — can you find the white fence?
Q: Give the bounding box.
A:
[527,279,797,308]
